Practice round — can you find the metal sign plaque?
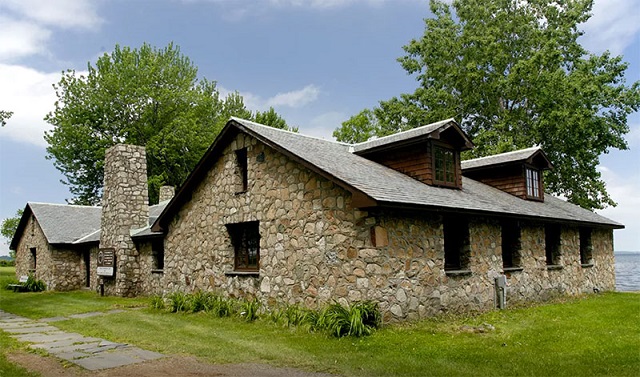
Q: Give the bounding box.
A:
[97,248,115,276]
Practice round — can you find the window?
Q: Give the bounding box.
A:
[526,168,541,199]
[433,145,457,186]
[545,224,561,266]
[579,228,593,265]
[29,247,36,272]
[502,222,521,268]
[235,148,248,193]
[443,217,470,271]
[226,221,260,272]
[151,239,164,270]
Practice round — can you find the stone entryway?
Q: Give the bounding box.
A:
[0,310,163,370]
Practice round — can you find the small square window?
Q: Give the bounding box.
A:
[433,145,457,187]
[226,221,260,272]
[526,168,541,199]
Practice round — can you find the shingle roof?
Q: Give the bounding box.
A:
[26,203,102,245]
[352,118,473,153]
[227,118,622,228]
[461,146,551,171]
[11,201,169,249]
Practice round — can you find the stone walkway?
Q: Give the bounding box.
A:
[0,309,163,370]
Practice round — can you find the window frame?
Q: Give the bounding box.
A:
[432,144,458,188]
[525,166,542,200]
[235,148,248,194]
[501,221,522,269]
[151,238,165,271]
[443,216,471,272]
[579,227,593,266]
[226,221,260,273]
[545,224,562,267]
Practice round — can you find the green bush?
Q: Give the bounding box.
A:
[149,295,165,310]
[316,301,381,337]
[168,292,189,313]
[240,299,261,322]
[23,275,46,292]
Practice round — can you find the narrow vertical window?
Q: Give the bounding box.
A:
[580,228,593,266]
[235,148,248,193]
[29,247,37,272]
[526,168,541,199]
[444,217,470,271]
[545,224,561,266]
[502,222,521,268]
[433,146,457,186]
[226,221,260,272]
[152,239,165,270]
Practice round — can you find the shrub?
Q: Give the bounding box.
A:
[316,301,382,337]
[168,291,189,313]
[240,299,261,322]
[189,290,210,313]
[206,295,237,317]
[149,295,165,310]
[24,274,46,292]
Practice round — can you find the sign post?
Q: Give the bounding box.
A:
[97,248,115,277]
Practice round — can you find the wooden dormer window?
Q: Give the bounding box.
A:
[525,167,541,199]
[433,145,457,187]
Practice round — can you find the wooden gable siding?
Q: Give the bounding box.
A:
[366,143,434,185]
[464,165,532,199]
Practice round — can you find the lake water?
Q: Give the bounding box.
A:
[615,252,640,292]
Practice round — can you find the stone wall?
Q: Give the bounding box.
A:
[161,131,616,320]
[137,240,165,295]
[14,213,89,291]
[99,144,149,297]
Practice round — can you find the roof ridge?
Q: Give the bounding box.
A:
[28,201,101,209]
[352,118,455,148]
[231,117,352,147]
[462,146,541,164]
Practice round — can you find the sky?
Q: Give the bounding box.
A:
[0,0,638,256]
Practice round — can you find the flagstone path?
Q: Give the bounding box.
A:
[0,309,163,371]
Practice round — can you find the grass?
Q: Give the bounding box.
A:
[0,266,638,375]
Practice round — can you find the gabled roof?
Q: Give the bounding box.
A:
[152,118,623,231]
[10,201,169,250]
[352,118,474,154]
[10,203,102,249]
[461,146,553,172]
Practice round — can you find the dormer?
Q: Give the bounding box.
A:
[461,147,553,201]
[352,119,474,189]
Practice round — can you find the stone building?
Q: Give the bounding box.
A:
[11,117,622,320]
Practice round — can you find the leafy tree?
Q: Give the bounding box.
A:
[1,209,22,259]
[0,110,12,127]
[255,107,299,132]
[45,43,289,205]
[334,0,639,210]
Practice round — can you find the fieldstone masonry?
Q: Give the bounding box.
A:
[99,144,149,297]
[14,215,88,291]
[160,132,615,321]
[159,186,175,202]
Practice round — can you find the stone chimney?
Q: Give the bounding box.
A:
[99,144,149,297]
[159,186,175,202]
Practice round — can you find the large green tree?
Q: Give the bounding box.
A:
[0,110,12,127]
[45,43,290,205]
[1,209,22,259]
[334,0,639,210]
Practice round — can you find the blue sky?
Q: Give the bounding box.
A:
[0,0,638,256]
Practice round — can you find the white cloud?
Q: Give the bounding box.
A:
[219,84,321,110]
[581,0,640,55]
[0,0,102,29]
[303,111,347,139]
[265,85,320,108]
[268,0,385,9]
[597,165,640,251]
[0,64,61,147]
[0,16,51,62]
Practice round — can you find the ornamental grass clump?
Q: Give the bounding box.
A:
[23,275,46,292]
[167,292,189,313]
[317,301,382,337]
[240,298,261,322]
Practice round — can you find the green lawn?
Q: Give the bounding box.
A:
[1,277,638,376]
